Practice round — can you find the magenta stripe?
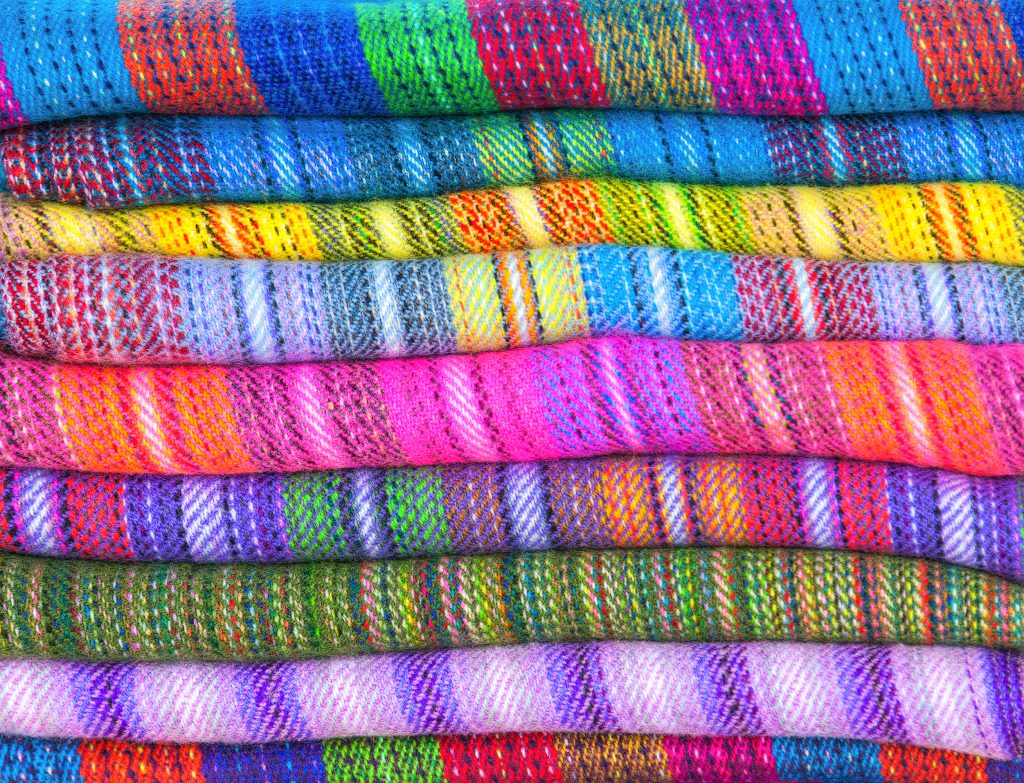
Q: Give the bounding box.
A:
[687,0,827,114]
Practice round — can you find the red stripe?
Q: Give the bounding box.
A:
[441,734,565,783]
[468,0,609,110]
[65,474,133,560]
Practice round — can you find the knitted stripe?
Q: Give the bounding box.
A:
[8,249,1024,366]
[3,734,1022,783]
[2,337,1023,477]
[4,456,1024,583]
[1,642,1021,755]
[6,112,1024,208]
[2,181,1024,264]
[1,547,1022,661]
[2,0,1024,124]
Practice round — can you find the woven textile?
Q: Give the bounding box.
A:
[4,734,1024,783]
[6,456,1024,583]
[8,249,1024,366]
[6,112,1024,209]
[1,547,1022,661]
[2,181,1024,264]
[2,642,1023,756]
[2,0,1024,126]
[2,337,1024,477]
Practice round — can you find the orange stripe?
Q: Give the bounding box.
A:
[167,367,252,473]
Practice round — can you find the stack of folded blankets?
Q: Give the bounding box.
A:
[6,1,1024,781]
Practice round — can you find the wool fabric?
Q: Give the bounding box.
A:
[2,337,1023,477]
[1,547,1022,661]
[3,734,1023,783]
[8,249,1024,366]
[6,111,1024,209]
[1,181,1023,264]
[0,0,1023,126]
[5,456,1024,583]
[2,642,1022,756]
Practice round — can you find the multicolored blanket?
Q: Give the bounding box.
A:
[1,0,1023,126]
[3,456,1023,585]
[1,642,1019,757]
[1,547,1021,661]
[1,337,1021,476]
[4,734,1022,783]
[5,111,1024,208]
[5,250,1023,365]
[1,181,1021,263]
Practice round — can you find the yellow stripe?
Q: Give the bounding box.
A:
[960,183,1024,264]
[504,185,552,247]
[443,254,505,352]
[367,202,412,260]
[655,183,699,249]
[148,205,222,257]
[531,247,589,343]
[871,185,937,262]
[790,187,841,259]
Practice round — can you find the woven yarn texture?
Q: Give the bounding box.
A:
[3,733,1022,783]
[2,181,1024,263]
[0,0,1023,125]
[5,111,1024,208]
[3,337,1024,476]
[1,547,1021,661]
[4,456,1024,583]
[7,249,1024,366]
[2,642,1021,755]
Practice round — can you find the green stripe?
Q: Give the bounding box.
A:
[325,737,447,783]
[385,469,449,554]
[284,474,353,558]
[356,0,498,115]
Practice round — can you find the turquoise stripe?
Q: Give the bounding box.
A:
[790,0,929,114]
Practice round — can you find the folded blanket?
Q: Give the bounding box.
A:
[5,457,1023,585]
[0,0,1022,126]
[1,338,1021,476]
[1,181,1020,264]
[4,734,1021,783]
[1,547,1021,661]
[6,250,1023,366]
[6,112,1024,208]
[1,642,1020,757]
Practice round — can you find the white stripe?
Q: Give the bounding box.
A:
[503,462,550,549]
[790,257,819,340]
[181,480,227,559]
[887,343,936,465]
[935,470,976,567]
[443,361,500,461]
[14,471,59,555]
[654,456,690,546]
[598,341,641,449]
[241,265,277,362]
[821,118,849,183]
[799,459,839,549]
[351,470,388,558]
[921,263,955,339]
[130,372,176,472]
[647,247,676,337]
[371,262,404,357]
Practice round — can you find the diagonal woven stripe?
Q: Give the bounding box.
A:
[1,0,1024,124]
[0,733,1019,783]
[0,642,1020,757]
[16,111,1024,209]
[3,249,1023,366]
[0,337,1022,476]
[1,547,1023,661]
[1,180,1022,263]
[2,456,1023,584]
